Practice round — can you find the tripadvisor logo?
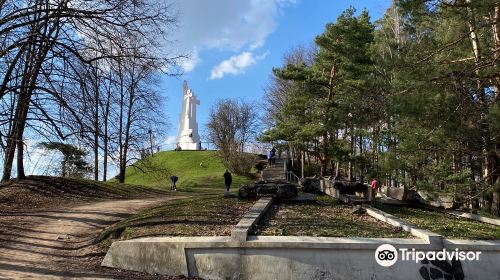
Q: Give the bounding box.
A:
[375,244,398,267]
[375,244,482,267]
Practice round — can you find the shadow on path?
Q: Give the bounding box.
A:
[0,197,179,279]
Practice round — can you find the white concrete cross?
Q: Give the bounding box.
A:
[176,81,201,150]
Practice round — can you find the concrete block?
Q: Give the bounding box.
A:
[365,206,443,247]
[387,188,416,201]
[230,197,272,242]
[447,210,500,226]
[102,236,500,279]
[417,190,455,209]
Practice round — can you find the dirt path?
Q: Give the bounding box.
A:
[0,197,181,279]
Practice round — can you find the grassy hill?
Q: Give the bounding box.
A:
[0,176,168,208]
[124,150,254,193]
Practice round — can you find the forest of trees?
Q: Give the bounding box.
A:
[261,1,500,215]
[0,0,183,183]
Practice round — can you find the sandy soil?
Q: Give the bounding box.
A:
[0,197,193,279]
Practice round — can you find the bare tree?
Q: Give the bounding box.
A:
[0,0,182,182]
[206,99,259,174]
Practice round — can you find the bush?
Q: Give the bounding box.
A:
[220,151,256,175]
[303,164,321,177]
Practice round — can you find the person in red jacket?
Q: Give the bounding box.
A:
[370,178,379,205]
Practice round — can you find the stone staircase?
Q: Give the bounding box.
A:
[262,159,285,181]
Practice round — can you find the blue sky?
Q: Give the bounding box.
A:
[160,0,391,148]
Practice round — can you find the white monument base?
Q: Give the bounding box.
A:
[178,141,200,150]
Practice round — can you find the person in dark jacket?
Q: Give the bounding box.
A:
[270,147,277,165]
[223,169,232,192]
[170,175,178,191]
[267,150,273,167]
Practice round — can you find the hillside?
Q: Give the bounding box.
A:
[124,150,254,193]
[0,176,168,209]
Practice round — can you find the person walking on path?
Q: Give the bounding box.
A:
[270,147,277,165]
[170,175,178,191]
[223,169,232,192]
[370,178,379,205]
[267,150,273,167]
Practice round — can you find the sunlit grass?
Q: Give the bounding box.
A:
[99,195,256,248]
[375,204,500,240]
[252,195,411,238]
[123,150,253,193]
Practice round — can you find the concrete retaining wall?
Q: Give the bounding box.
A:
[319,180,338,198]
[102,236,500,280]
[386,187,416,201]
[231,197,272,241]
[417,190,455,209]
[419,206,500,226]
[365,206,443,246]
[446,210,500,226]
[102,187,500,279]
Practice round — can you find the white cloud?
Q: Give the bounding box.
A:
[173,0,293,72]
[178,50,200,72]
[256,50,270,60]
[209,51,269,80]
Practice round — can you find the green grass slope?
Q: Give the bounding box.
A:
[0,175,168,208]
[124,150,254,193]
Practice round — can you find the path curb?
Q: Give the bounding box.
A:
[231,197,273,242]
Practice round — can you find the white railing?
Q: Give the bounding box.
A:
[285,170,300,184]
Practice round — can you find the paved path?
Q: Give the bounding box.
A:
[0,197,174,279]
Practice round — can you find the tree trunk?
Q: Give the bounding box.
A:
[93,113,99,181]
[319,64,337,177]
[1,3,60,181]
[466,1,499,211]
[119,68,136,183]
[348,128,354,181]
[320,132,328,176]
[492,190,500,216]
[490,2,500,100]
[2,128,17,182]
[301,150,305,178]
[359,133,363,180]
[1,38,35,182]
[16,139,25,179]
[102,85,111,181]
[62,158,67,177]
[117,60,125,183]
[2,84,31,182]
[93,71,99,181]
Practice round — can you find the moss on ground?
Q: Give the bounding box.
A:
[375,204,500,240]
[251,195,411,238]
[99,195,256,248]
